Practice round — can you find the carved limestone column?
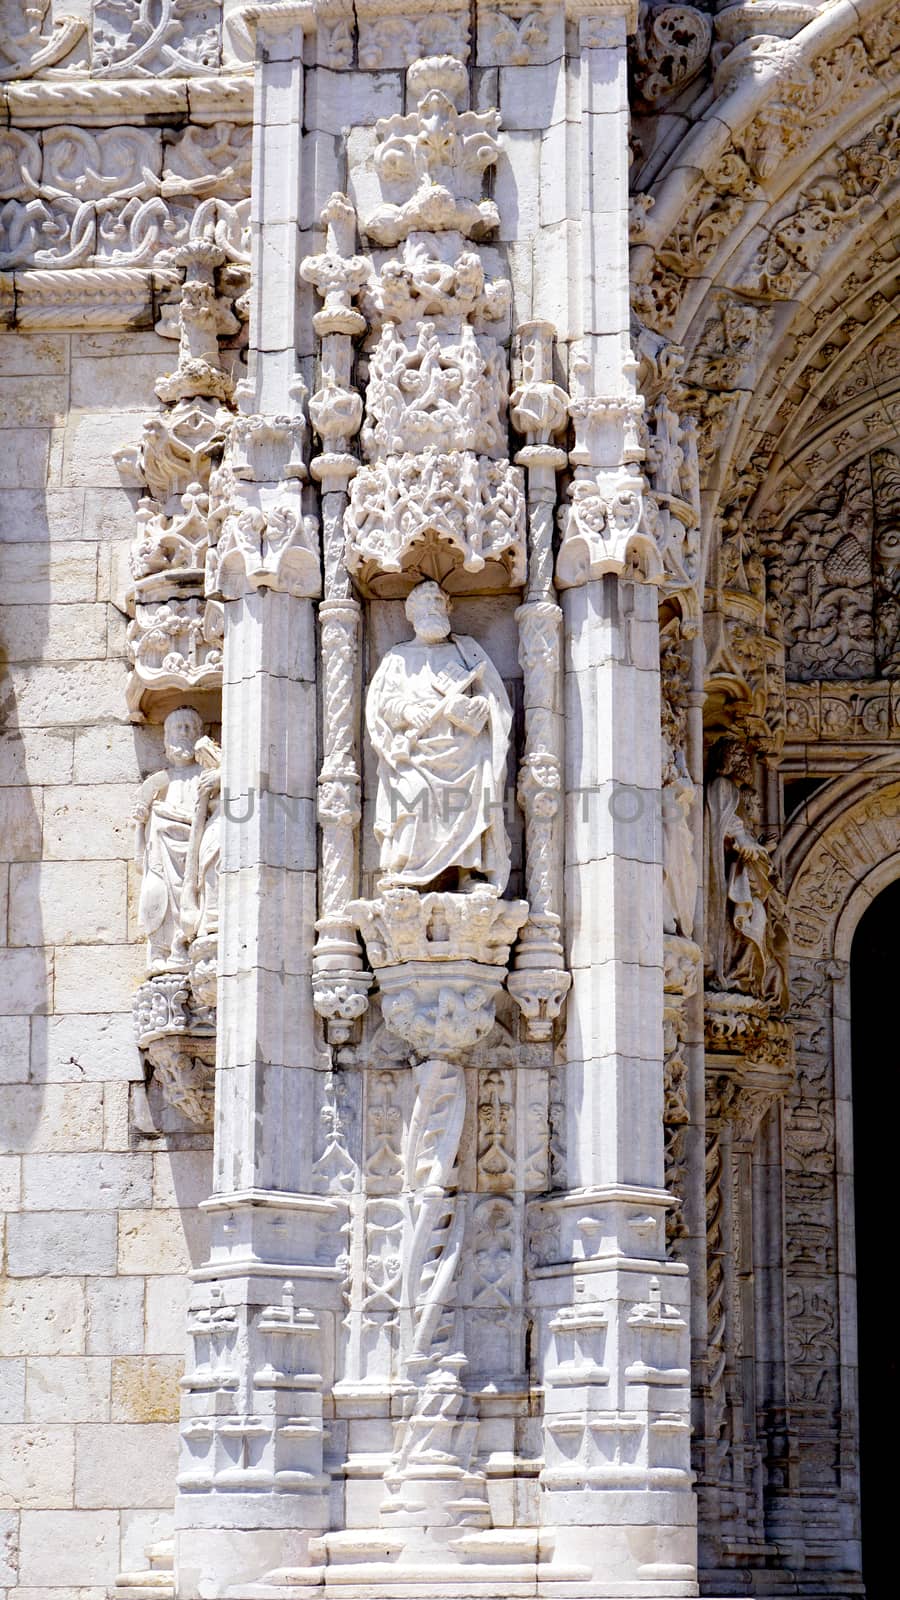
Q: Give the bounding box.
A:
[508,320,571,1042]
[174,11,335,1597]
[302,193,371,1042]
[530,3,698,1592]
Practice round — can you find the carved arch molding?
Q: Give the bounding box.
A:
[778,767,900,1555]
[631,0,900,579]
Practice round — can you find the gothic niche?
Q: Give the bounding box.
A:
[297,55,570,1552]
[123,241,238,1131]
[132,706,220,1129]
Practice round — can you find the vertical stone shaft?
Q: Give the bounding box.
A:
[534,4,698,1591]
[175,12,335,1597]
[213,587,318,1197]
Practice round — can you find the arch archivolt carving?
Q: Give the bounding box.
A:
[773,767,900,1531]
[633,0,900,538]
[786,768,900,958]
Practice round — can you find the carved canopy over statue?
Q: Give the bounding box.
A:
[704,737,790,1010]
[367,582,513,893]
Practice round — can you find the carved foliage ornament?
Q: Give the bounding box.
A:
[343,59,526,593]
[0,0,86,79]
[632,4,713,111]
[0,123,250,274]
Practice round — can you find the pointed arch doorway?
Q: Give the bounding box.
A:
[850,877,900,1591]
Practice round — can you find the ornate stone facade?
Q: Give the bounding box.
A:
[2,3,899,1598]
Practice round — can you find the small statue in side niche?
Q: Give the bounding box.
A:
[366,581,513,892]
[134,706,209,974]
[178,733,221,957]
[662,733,697,939]
[704,737,790,1009]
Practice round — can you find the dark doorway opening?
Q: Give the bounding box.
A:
[850,878,900,1592]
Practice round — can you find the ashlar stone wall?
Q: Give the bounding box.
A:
[0,326,212,1599]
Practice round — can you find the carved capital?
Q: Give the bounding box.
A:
[508,967,571,1043]
[556,466,664,586]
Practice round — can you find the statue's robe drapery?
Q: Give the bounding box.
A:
[137,771,201,971]
[705,774,789,1008]
[367,631,512,890]
[663,761,697,939]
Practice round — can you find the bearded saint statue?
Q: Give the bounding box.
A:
[366,581,512,892]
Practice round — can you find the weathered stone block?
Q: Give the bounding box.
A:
[143,1275,190,1356]
[0,1426,75,1509]
[117,1210,205,1276]
[8,1212,117,1278]
[0,543,97,606]
[0,1084,105,1154]
[19,1510,119,1586]
[42,788,134,862]
[10,861,127,947]
[22,1154,152,1212]
[0,604,109,664]
[74,1423,179,1509]
[30,1014,142,1085]
[53,945,146,1015]
[0,1361,26,1425]
[0,1016,30,1084]
[0,789,43,861]
[0,950,52,1016]
[6,663,129,729]
[0,1507,18,1586]
[85,1279,144,1358]
[0,1281,85,1358]
[111,1356,182,1423]
[25,1358,111,1424]
[0,728,73,788]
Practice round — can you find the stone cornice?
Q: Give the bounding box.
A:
[0,265,179,328]
[2,72,252,127]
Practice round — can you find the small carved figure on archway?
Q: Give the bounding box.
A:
[366,581,512,892]
[705,737,790,1009]
[662,732,697,939]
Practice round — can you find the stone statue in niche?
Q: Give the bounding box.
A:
[180,734,221,951]
[367,581,513,893]
[704,737,789,1009]
[134,706,219,974]
[662,733,697,939]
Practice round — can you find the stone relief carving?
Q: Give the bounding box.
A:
[632,4,713,111]
[662,733,697,940]
[705,737,789,1011]
[556,387,663,587]
[775,448,900,683]
[92,0,222,78]
[132,706,220,1128]
[476,1,562,67]
[357,0,470,69]
[740,111,900,300]
[366,583,512,895]
[663,933,699,1251]
[343,55,526,595]
[0,121,250,272]
[0,0,86,79]
[116,238,242,714]
[508,320,570,1041]
[352,584,527,1053]
[134,708,220,984]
